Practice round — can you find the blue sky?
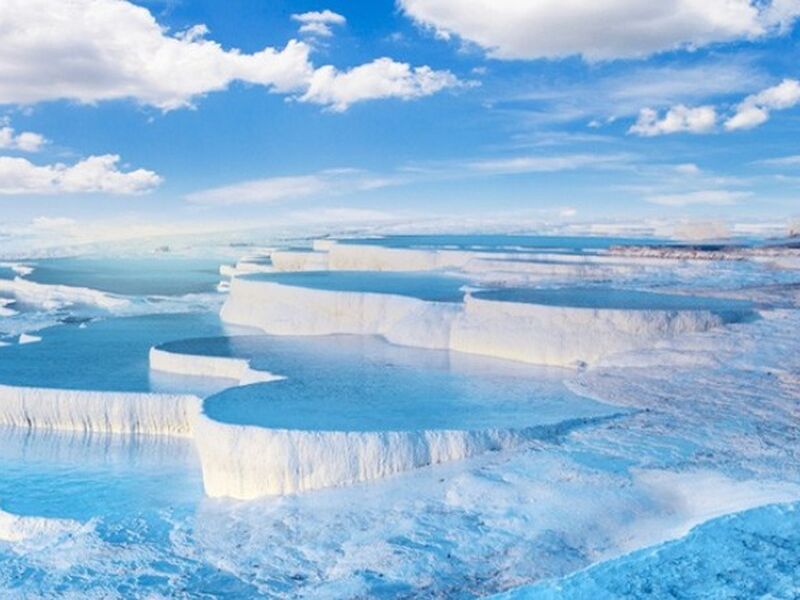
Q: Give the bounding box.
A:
[0,0,799,240]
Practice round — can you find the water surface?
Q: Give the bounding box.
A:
[242,271,468,303]
[473,287,754,313]
[26,257,223,296]
[162,334,621,432]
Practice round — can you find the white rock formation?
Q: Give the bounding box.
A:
[149,347,283,385]
[0,277,130,311]
[220,277,460,350]
[0,298,17,317]
[272,241,508,273]
[327,244,476,271]
[193,414,536,499]
[312,239,337,252]
[0,377,555,499]
[271,241,678,280]
[0,262,34,277]
[221,278,747,367]
[0,384,200,436]
[449,295,731,366]
[220,259,275,278]
[270,250,329,272]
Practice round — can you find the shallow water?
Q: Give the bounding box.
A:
[338,234,673,253]
[0,313,232,391]
[26,257,223,296]
[472,286,754,312]
[0,427,201,521]
[174,334,619,431]
[242,270,469,302]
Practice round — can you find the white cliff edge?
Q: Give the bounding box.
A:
[220,278,748,367]
[193,414,539,499]
[0,384,200,437]
[149,347,283,385]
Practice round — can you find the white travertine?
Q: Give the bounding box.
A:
[221,277,744,367]
[0,384,200,437]
[193,414,535,499]
[150,347,282,385]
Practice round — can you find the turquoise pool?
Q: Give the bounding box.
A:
[241,271,469,302]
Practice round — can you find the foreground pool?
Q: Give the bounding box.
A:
[160,334,619,432]
[150,333,624,497]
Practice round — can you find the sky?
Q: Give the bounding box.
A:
[0,0,799,243]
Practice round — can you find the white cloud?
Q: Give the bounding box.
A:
[286,207,401,224]
[185,169,398,206]
[0,154,162,195]
[0,120,47,152]
[399,0,800,60]
[725,104,770,130]
[757,155,800,167]
[675,163,702,175]
[29,216,78,231]
[629,105,717,136]
[186,152,632,207]
[725,79,800,130]
[0,0,460,112]
[292,10,346,37]
[468,153,630,175]
[508,60,763,127]
[559,207,577,218]
[300,58,465,112]
[624,78,800,137]
[186,175,326,206]
[0,0,312,110]
[646,189,751,206]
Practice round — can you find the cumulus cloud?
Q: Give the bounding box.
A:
[399,0,800,60]
[725,79,800,130]
[0,0,460,111]
[292,10,346,37]
[0,0,312,110]
[629,105,717,136]
[185,169,398,206]
[0,155,162,195]
[300,58,465,112]
[0,120,47,152]
[627,78,800,137]
[646,189,751,206]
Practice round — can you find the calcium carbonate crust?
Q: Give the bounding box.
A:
[0,339,618,500]
[221,277,747,367]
